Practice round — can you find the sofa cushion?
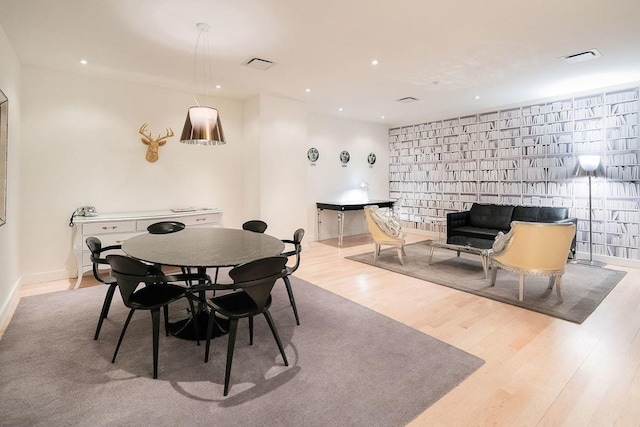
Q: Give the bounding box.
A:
[512,206,539,222]
[448,226,503,240]
[538,207,568,222]
[468,204,514,231]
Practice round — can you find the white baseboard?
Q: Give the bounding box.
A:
[20,268,74,286]
[0,276,21,334]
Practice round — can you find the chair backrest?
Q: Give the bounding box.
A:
[364,206,402,243]
[492,221,576,271]
[228,256,287,311]
[286,228,305,272]
[106,254,165,307]
[242,220,268,233]
[86,236,116,283]
[147,221,186,234]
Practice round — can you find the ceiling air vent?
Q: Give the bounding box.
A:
[562,49,601,64]
[244,57,276,70]
[396,97,419,103]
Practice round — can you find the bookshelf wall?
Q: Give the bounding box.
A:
[389,86,640,261]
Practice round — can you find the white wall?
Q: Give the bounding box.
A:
[257,95,308,241]
[16,67,391,286]
[19,67,246,283]
[0,26,21,323]
[307,114,389,241]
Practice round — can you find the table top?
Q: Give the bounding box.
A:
[122,228,285,268]
[316,200,394,211]
[430,240,493,255]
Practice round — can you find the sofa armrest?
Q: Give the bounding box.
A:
[447,211,470,238]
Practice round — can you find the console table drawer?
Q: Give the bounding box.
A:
[180,213,221,227]
[83,220,137,235]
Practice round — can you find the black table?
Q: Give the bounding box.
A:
[122,228,285,339]
[316,200,394,246]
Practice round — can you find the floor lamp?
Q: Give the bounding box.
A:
[572,155,605,267]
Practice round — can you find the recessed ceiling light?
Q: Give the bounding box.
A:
[371,59,379,66]
[475,95,480,100]
[305,88,311,93]
[80,59,88,65]
[215,84,221,89]
[338,108,343,112]
[381,115,385,119]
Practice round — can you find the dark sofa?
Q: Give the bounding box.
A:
[446,203,577,256]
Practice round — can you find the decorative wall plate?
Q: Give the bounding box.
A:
[367,152,377,165]
[307,147,319,162]
[340,150,350,164]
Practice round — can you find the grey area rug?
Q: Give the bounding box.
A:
[347,242,626,324]
[0,276,483,427]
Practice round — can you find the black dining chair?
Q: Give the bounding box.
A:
[280,228,305,325]
[191,256,288,396]
[86,237,124,340]
[146,221,192,277]
[106,254,210,379]
[146,221,186,234]
[242,220,268,233]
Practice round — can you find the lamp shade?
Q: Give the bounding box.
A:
[573,155,605,177]
[180,106,226,145]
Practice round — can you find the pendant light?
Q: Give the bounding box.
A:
[180,23,226,146]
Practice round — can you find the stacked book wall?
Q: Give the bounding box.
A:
[388,85,640,260]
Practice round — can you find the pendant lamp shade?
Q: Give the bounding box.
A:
[180,106,226,145]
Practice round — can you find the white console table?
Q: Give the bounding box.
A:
[71,208,223,289]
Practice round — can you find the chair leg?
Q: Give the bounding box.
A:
[263,309,288,367]
[518,273,525,301]
[163,305,170,337]
[547,276,555,289]
[205,308,217,363]
[373,243,380,262]
[94,284,117,340]
[151,308,161,379]
[555,276,563,299]
[249,316,254,345]
[283,275,300,325]
[223,319,239,396]
[490,264,498,286]
[397,247,404,265]
[112,309,135,364]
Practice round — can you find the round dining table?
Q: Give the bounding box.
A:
[122,227,285,271]
[121,227,285,340]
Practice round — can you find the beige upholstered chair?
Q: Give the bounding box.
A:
[489,221,576,301]
[364,205,406,265]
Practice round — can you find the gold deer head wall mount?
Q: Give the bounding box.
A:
[139,123,174,163]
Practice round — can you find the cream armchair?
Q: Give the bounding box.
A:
[364,205,406,265]
[489,221,576,301]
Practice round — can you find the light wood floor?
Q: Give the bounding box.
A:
[2,233,639,426]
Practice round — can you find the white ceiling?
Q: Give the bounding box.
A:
[1,0,640,126]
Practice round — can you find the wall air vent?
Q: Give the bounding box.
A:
[562,49,601,64]
[396,97,419,103]
[244,57,276,70]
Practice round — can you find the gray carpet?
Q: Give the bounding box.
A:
[0,276,483,427]
[347,242,626,324]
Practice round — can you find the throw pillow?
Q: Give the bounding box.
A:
[492,228,514,253]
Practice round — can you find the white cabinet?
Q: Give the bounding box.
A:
[71,209,223,288]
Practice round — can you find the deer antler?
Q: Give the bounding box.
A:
[139,123,174,163]
[139,123,174,145]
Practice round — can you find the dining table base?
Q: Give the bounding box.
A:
[168,310,230,341]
